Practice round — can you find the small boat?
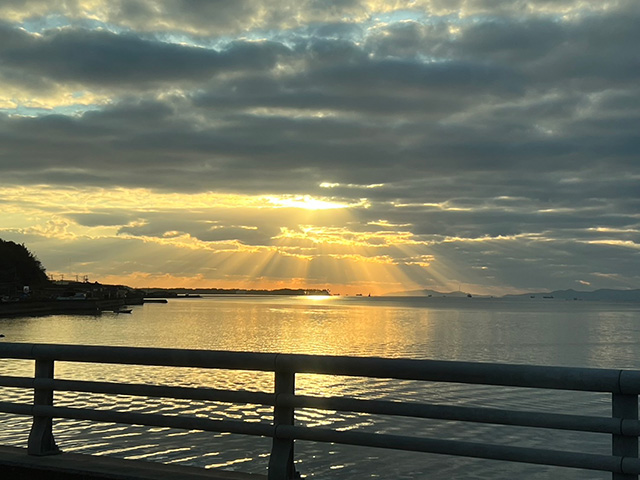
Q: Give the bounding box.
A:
[56,293,88,301]
[114,309,132,314]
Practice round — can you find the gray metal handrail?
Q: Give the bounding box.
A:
[0,342,638,479]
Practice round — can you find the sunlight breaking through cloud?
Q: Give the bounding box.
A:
[0,0,638,294]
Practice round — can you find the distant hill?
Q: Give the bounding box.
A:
[0,239,50,295]
[386,288,474,297]
[388,287,640,302]
[505,289,640,302]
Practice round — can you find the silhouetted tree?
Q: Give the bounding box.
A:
[0,239,49,290]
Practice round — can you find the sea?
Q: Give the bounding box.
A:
[1,295,639,479]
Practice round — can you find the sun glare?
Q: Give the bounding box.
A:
[303,295,335,301]
[265,195,351,210]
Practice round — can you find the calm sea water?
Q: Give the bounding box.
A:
[1,295,639,479]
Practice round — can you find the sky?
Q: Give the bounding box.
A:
[0,1,638,296]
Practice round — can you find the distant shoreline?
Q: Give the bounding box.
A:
[0,298,138,318]
[142,287,331,298]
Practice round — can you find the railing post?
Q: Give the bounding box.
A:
[268,360,299,480]
[27,358,61,455]
[613,392,638,479]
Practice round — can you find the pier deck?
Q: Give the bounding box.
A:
[0,446,266,480]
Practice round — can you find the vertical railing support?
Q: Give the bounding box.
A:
[27,358,61,455]
[613,392,638,480]
[268,358,299,480]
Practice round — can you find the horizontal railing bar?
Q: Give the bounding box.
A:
[0,401,277,437]
[0,375,275,406]
[276,425,640,474]
[3,400,640,475]
[40,378,275,406]
[282,394,640,435]
[4,384,638,438]
[0,343,278,372]
[3,343,640,393]
[1,401,275,437]
[0,401,34,416]
[31,405,274,438]
[278,354,640,393]
[4,385,638,438]
[0,375,33,389]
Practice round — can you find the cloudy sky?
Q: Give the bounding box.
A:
[0,1,638,295]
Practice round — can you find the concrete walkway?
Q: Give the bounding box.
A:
[0,446,267,480]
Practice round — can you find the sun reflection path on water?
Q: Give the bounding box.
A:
[301,295,335,301]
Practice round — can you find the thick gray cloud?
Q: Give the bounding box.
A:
[0,25,289,88]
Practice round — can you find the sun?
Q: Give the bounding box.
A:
[264,195,355,210]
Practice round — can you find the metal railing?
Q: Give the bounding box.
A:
[0,342,638,479]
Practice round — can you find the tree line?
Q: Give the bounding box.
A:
[0,238,49,290]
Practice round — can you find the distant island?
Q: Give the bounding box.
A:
[504,289,640,302]
[388,289,475,298]
[389,288,640,302]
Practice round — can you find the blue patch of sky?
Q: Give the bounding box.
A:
[157,32,234,50]
[20,14,70,33]
[372,9,465,27]
[158,27,329,51]
[156,26,358,51]
[372,9,430,23]
[20,14,120,34]
[16,9,472,54]
[5,104,101,118]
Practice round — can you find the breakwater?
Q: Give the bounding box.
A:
[0,298,142,318]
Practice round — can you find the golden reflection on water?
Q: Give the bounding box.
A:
[2,297,640,478]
